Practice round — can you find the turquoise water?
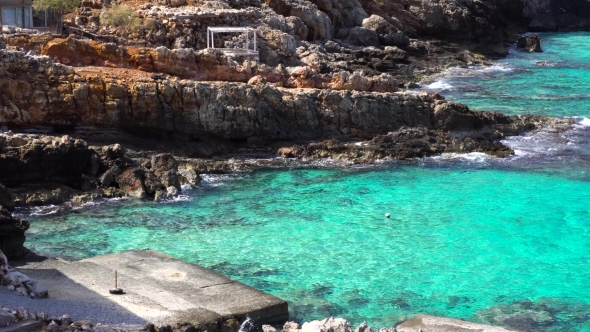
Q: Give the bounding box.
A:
[425,32,590,118]
[20,32,590,331]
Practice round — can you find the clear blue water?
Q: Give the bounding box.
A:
[20,32,590,331]
[424,32,590,118]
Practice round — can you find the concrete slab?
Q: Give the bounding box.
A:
[85,250,288,324]
[8,250,288,328]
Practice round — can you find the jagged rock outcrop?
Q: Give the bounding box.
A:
[0,131,191,205]
[278,128,514,162]
[0,47,563,148]
[496,0,590,32]
[2,265,49,298]
[0,207,30,259]
[0,134,95,188]
[411,0,506,47]
[266,0,334,40]
[0,184,14,211]
[362,15,409,47]
[0,48,483,141]
[517,34,542,52]
[282,316,517,332]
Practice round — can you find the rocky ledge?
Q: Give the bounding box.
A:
[274,316,519,332]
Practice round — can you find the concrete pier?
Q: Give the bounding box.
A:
[5,250,288,329]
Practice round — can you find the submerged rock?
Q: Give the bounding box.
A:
[396,314,519,332]
[475,298,590,331]
[285,316,515,332]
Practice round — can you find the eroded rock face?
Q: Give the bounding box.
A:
[0,207,30,259]
[412,0,505,44]
[278,127,514,162]
[0,134,95,188]
[151,154,181,189]
[116,168,150,199]
[0,184,14,211]
[501,0,590,31]
[0,50,434,141]
[266,0,334,40]
[517,34,542,52]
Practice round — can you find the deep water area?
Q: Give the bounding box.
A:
[20,32,590,331]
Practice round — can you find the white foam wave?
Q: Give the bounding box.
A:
[27,205,60,216]
[429,152,491,163]
[426,80,453,90]
[477,64,513,73]
[578,117,590,127]
[159,194,193,203]
[200,173,246,187]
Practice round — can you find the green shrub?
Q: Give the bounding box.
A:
[100,4,142,31]
[143,18,157,30]
[33,0,78,13]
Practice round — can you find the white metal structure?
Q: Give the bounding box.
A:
[206,27,259,61]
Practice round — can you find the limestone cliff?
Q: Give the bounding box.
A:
[1,46,548,144]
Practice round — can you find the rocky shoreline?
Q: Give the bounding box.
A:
[1,0,590,329]
[0,32,576,258]
[0,307,519,332]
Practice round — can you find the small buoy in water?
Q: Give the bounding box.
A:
[385,213,391,218]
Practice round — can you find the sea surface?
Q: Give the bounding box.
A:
[19,32,590,331]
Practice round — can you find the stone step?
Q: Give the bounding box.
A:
[0,320,42,332]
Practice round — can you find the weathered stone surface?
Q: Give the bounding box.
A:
[336,27,379,47]
[412,0,505,44]
[283,321,300,332]
[278,127,515,162]
[396,314,520,332]
[517,34,543,52]
[13,186,74,207]
[1,266,49,298]
[362,15,409,47]
[0,134,94,188]
[265,0,333,40]
[528,14,557,32]
[353,322,371,332]
[116,168,148,199]
[262,325,277,332]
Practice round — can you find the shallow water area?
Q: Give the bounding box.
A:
[19,32,590,332]
[422,32,590,118]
